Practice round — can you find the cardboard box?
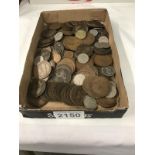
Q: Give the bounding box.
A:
[19,9,128,118]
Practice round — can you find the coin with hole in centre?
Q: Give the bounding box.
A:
[89,29,98,36]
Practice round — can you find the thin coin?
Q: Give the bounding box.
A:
[54,32,63,41]
[100,66,115,77]
[106,82,117,98]
[34,56,44,65]
[97,98,117,108]
[94,55,113,67]
[64,50,74,59]
[83,95,97,110]
[98,36,109,43]
[73,73,86,86]
[77,53,89,64]
[89,29,98,36]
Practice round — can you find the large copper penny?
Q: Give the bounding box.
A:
[94,55,113,67]
[97,98,117,108]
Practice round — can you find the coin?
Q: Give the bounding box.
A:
[54,32,63,41]
[64,50,74,59]
[89,29,98,36]
[41,46,51,53]
[41,29,56,38]
[61,23,74,36]
[42,76,49,82]
[63,36,81,51]
[41,50,51,61]
[75,29,86,40]
[53,42,64,56]
[106,82,117,98]
[97,98,117,108]
[98,36,109,43]
[83,95,97,110]
[52,51,61,63]
[100,66,115,77]
[39,38,54,47]
[87,20,104,28]
[29,79,46,98]
[73,73,86,86]
[34,56,44,65]
[49,59,55,68]
[83,76,111,98]
[82,33,95,45]
[95,42,110,49]
[76,44,93,57]
[48,22,62,30]
[94,55,113,67]
[34,60,51,79]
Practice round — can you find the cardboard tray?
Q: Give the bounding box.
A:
[19,9,128,118]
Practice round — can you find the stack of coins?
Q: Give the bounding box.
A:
[28,20,118,109]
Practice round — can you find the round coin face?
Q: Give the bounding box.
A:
[49,60,55,68]
[89,29,98,36]
[98,36,109,43]
[100,66,115,77]
[34,56,44,65]
[52,51,61,63]
[77,53,89,64]
[41,50,51,61]
[73,73,86,86]
[75,29,86,40]
[64,50,74,59]
[54,32,63,41]
[34,60,51,79]
[83,95,97,110]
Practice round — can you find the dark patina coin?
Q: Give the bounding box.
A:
[76,44,93,57]
[100,66,115,77]
[87,20,104,28]
[41,29,56,38]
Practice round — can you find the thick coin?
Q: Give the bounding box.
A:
[83,95,97,110]
[100,66,115,77]
[87,20,104,28]
[52,51,61,63]
[64,50,74,59]
[54,32,63,41]
[34,56,44,65]
[77,53,89,64]
[89,29,98,36]
[73,73,86,86]
[48,22,62,30]
[94,55,113,67]
[75,29,86,40]
[106,82,117,98]
[34,60,51,79]
[41,50,51,61]
[29,79,46,98]
[97,97,117,108]
[63,36,81,51]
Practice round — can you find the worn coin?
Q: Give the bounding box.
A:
[53,42,64,56]
[106,82,117,98]
[49,59,55,68]
[100,66,115,77]
[77,53,89,64]
[94,46,112,55]
[52,51,61,63]
[98,36,109,43]
[73,73,86,86]
[39,38,54,48]
[82,33,95,45]
[41,50,51,61]
[54,32,63,41]
[64,50,74,59]
[75,29,86,40]
[97,97,117,108]
[83,95,97,110]
[89,29,98,36]
[87,20,104,28]
[41,46,51,53]
[94,55,113,67]
[34,56,44,65]
[76,44,93,57]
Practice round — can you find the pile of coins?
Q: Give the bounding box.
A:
[27,20,118,110]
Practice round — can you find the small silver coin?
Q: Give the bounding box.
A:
[54,32,63,41]
[83,95,97,110]
[34,56,44,65]
[41,50,51,61]
[98,36,109,43]
[106,82,117,98]
[73,73,86,86]
[89,29,98,36]
[100,66,115,77]
[77,53,89,64]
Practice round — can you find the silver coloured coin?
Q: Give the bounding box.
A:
[49,60,55,68]
[100,66,115,77]
[34,56,44,65]
[53,42,64,55]
[54,32,63,42]
[73,73,86,86]
[41,50,51,61]
[106,82,117,98]
[77,53,89,64]
[89,29,98,36]
[83,95,97,110]
[98,36,109,43]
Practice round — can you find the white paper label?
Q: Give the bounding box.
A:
[53,111,85,119]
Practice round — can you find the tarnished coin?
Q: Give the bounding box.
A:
[87,20,104,28]
[34,56,44,65]
[41,29,56,38]
[48,22,62,30]
[53,42,64,56]
[34,60,51,79]
[29,79,46,98]
[106,82,117,98]
[64,51,74,59]
[41,46,51,53]
[77,53,89,64]
[75,29,86,40]
[83,95,97,110]
[54,32,63,41]
[38,38,54,48]
[76,44,93,57]
[49,60,55,68]
[94,55,113,67]
[61,23,74,36]
[73,73,86,86]
[95,42,110,49]
[98,36,109,43]
[52,51,61,63]
[63,36,81,51]
[97,98,117,108]
[82,33,95,45]
[100,66,115,77]
[41,50,51,61]
[89,29,98,36]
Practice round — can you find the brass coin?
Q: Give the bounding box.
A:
[94,55,113,67]
[64,50,74,59]
[63,36,81,51]
[82,33,95,45]
[34,60,51,79]
[48,22,62,30]
[52,51,61,63]
[97,98,117,108]
[77,53,89,64]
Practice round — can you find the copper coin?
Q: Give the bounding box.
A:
[64,50,74,59]
[97,98,117,108]
[83,76,111,98]
[48,22,62,30]
[52,51,61,63]
[82,33,95,45]
[94,55,113,67]
[34,60,52,79]
[63,36,81,51]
